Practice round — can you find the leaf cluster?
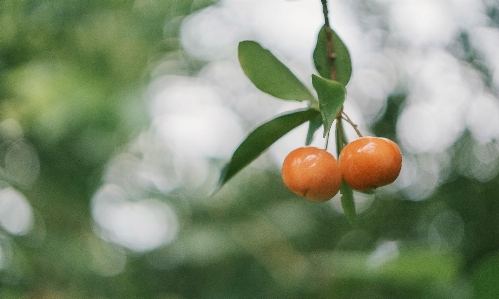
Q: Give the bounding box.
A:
[216,25,356,222]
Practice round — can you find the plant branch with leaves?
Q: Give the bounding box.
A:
[214,0,402,225]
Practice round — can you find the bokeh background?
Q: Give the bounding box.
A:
[1,0,499,298]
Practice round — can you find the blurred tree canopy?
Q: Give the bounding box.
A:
[1,0,499,298]
[0,0,215,298]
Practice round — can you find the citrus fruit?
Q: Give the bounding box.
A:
[282,147,342,202]
[339,137,402,191]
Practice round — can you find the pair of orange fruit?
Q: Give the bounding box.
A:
[282,137,402,202]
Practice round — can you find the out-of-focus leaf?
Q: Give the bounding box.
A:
[215,108,320,193]
[305,115,323,146]
[376,249,460,286]
[313,25,352,86]
[472,252,499,299]
[238,41,316,103]
[311,249,460,285]
[311,74,346,137]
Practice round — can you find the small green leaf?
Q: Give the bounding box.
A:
[340,180,357,225]
[238,41,316,103]
[305,115,323,146]
[214,109,321,193]
[311,74,346,137]
[313,25,352,86]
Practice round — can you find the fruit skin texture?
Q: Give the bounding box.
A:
[282,147,342,202]
[339,137,402,191]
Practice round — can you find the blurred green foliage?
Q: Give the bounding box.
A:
[0,0,499,298]
[0,0,215,297]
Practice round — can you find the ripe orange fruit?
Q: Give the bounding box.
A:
[282,147,342,202]
[339,137,402,191]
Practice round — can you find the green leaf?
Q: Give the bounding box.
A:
[311,74,346,137]
[214,108,321,193]
[313,25,352,86]
[305,115,323,146]
[238,41,316,103]
[340,180,357,225]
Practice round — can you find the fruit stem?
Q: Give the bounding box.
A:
[342,111,363,138]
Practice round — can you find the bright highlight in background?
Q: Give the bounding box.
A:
[92,184,179,252]
[0,187,33,236]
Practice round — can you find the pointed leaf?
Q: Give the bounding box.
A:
[215,108,321,192]
[305,115,323,146]
[313,25,352,86]
[239,41,316,103]
[311,74,346,137]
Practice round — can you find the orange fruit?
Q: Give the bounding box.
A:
[339,137,402,191]
[282,147,342,202]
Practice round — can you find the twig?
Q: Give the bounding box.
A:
[342,112,363,138]
[321,0,345,151]
[320,0,337,81]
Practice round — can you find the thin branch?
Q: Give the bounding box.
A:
[322,0,357,224]
[322,0,344,149]
[321,0,337,82]
[342,112,363,138]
